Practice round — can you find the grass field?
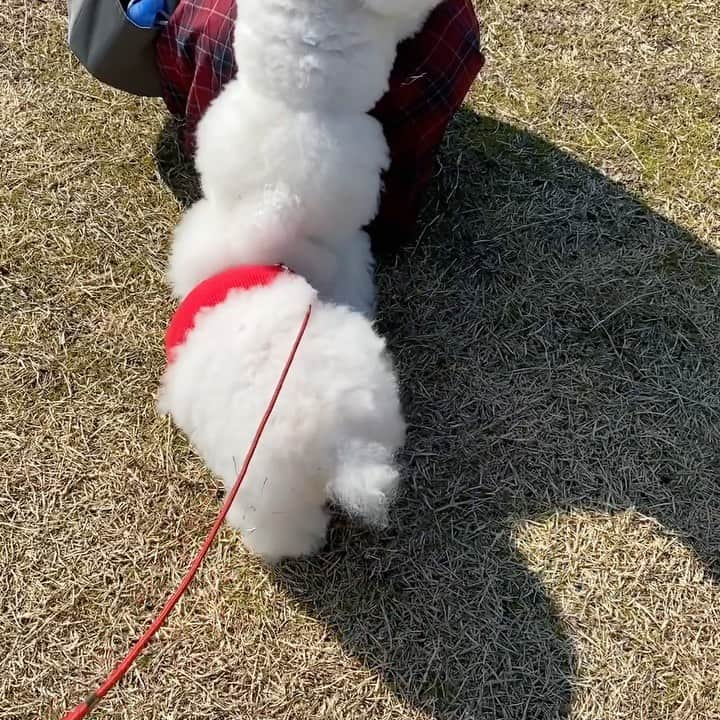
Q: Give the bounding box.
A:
[1,1,719,718]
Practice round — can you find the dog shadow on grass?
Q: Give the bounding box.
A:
[156,110,720,719]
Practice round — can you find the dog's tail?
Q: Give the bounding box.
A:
[330,441,401,527]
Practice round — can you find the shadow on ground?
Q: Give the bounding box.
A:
[156,108,720,719]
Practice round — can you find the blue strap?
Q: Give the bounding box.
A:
[126,0,168,28]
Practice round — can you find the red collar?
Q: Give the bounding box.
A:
[165,265,287,362]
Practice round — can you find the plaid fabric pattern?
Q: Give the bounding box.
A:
[155,0,484,246]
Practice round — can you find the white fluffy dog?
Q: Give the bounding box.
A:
[158,0,440,563]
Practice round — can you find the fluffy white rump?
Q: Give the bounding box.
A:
[158,276,406,563]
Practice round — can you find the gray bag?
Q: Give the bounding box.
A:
[67,0,177,97]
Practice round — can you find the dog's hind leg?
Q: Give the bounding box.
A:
[225,480,330,564]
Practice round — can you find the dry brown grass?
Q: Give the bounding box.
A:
[2,1,720,719]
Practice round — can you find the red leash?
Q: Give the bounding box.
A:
[61,305,313,720]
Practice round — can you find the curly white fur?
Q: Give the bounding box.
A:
[160,0,440,562]
[158,275,405,563]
